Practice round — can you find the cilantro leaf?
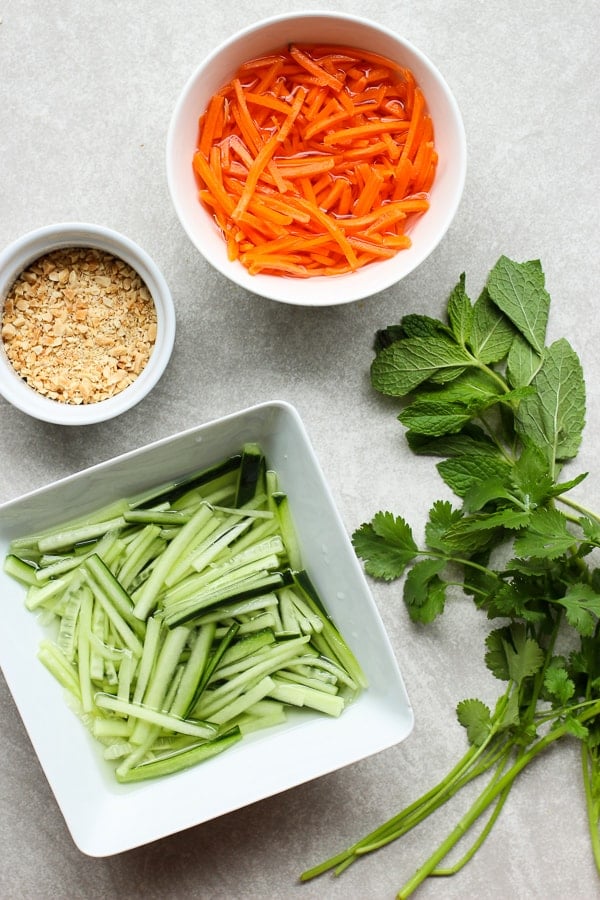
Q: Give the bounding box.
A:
[556,583,600,637]
[351,512,418,580]
[486,256,550,354]
[484,625,544,684]
[457,698,492,746]
[403,558,447,623]
[424,500,464,552]
[543,659,576,706]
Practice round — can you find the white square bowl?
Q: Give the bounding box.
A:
[0,401,413,856]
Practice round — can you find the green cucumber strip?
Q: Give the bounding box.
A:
[36,516,127,554]
[129,454,241,510]
[188,518,254,575]
[3,554,38,586]
[77,586,95,713]
[233,706,288,736]
[186,623,240,713]
[57,590,83,661]
[271,491,302,570]
[132,615,162,703]
[84,565,144,658]
[161,570,289,628]
[37,639,81,701]
[289,653,359,691]
[116,524,162,590]
[209,640,280,683]
[84,554,145,638]
[164,554,282,610]
[94,692,218,739]
[9,499,130,553]
[214,612,276,637]
[216,628,276,669]
[91,717,131,740]
[130,624,191,745]
[161,509,226,587]
[269,678,345,717]
[132,503,219,619]
[192,595,279,626]
[285,587,324,633]
[34,530,122,583]
[292,570,368,689]
[123,509,191,526]
[169,623,216,718]
[277,669,340,695]
[235,443,265,507]
[193,635,310,719]
[25,572,75,611]
[209,675,276,726]
[117,650,136,703]
[115,728,243,783]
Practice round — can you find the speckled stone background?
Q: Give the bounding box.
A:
[1,2,599,898]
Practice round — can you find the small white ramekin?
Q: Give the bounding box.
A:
[0,222,176,425]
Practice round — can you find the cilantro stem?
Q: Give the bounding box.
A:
[582,741,600,875]
[397,704,600,899]
[558,494,600,526]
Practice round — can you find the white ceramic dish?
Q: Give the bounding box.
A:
[0,222,176,425]
[0,401,413,856]
[166,11,466,306]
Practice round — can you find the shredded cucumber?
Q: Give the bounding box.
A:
[4,445,367,783]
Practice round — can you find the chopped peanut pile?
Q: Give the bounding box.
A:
[1,247,157,405]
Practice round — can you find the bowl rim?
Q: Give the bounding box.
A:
[0,222,176,425]
[166,10,467,306]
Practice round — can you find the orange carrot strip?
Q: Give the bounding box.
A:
[323,119,410,146]
[353,168,384,217]
[290,196,359,269]
[231,132,280,220]
[198,94,225,157]
[399,86,425,163]
[274,157,335,178]
[244,92,295,116]
[276,86,307,143]
[192,151,235,216]
[289,45,344,92]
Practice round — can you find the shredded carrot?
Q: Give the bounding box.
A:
[193,43,437,278]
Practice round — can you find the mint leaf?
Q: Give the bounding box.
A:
[370,336,472,397]
[438,454,513,499]
[513,507,575,559]
[457,698,492,746]
[447,272,473,346]
[514,338,585,466]
[507,333,543,388]
[399,400,473,437]
[486,256,550,354]
[352,512,418,580]
[468,288,515,363]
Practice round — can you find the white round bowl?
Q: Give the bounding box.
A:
[166,11,466,306]
[0,223,176,425]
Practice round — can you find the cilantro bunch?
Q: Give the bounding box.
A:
[301,257,600,897]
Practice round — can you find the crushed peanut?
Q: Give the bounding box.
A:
[1,247,157,405]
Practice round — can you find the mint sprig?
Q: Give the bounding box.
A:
[301,257,600,896]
